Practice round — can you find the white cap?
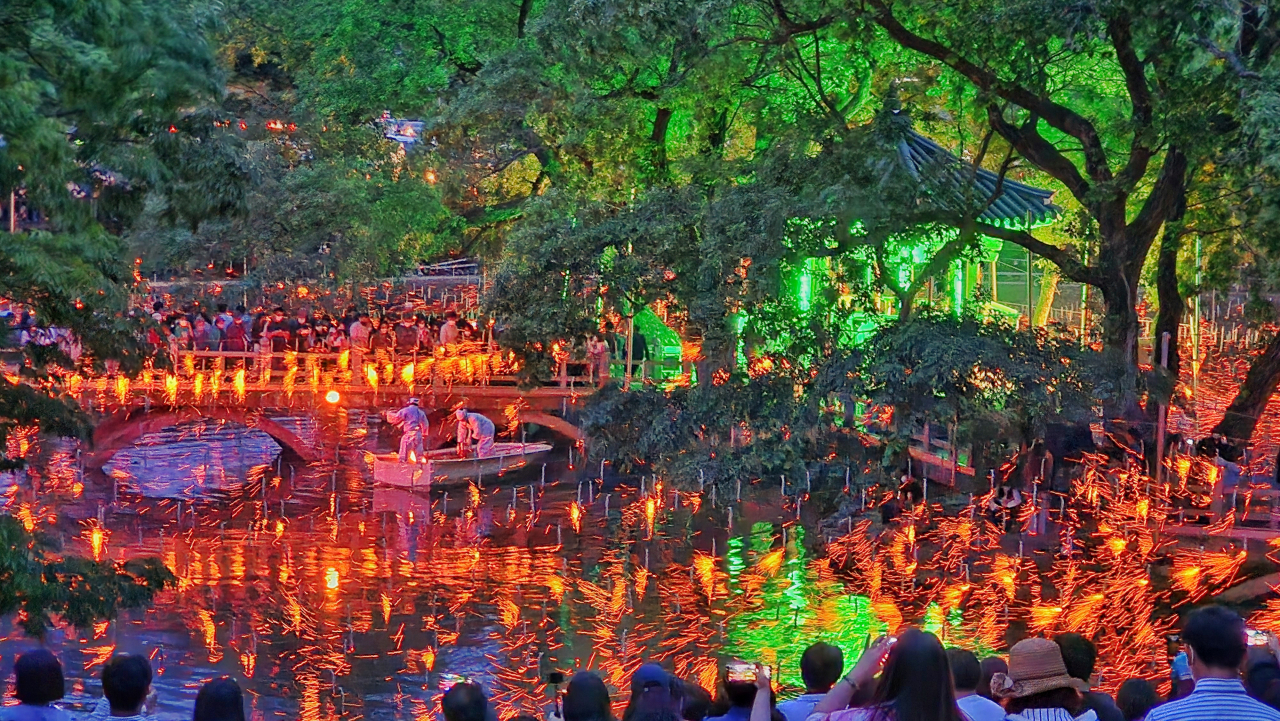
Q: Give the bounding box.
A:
[408,397,419,405]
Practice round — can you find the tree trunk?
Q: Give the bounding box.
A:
[1031,267,1059,327]
[517,0,533,38]
[1098,276,1143,418]
[649,108,673,180]
[897,292,914,322]
[1151,226,1183,385]
[1212,332,1280,442]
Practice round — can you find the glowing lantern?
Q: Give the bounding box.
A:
[400,363,415,387]
[325,390,340,404]
[234,368,246,402]
[337,349,350,371]
[568,501,582,533]
[325,567,340,590]
[365,364,379,389]
[86,524,107,561]
[164,374,178,405]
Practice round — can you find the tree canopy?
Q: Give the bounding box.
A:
[112,0,1280,472]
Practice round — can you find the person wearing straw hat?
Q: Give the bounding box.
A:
[991,638,1095,721]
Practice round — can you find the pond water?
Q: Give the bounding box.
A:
[0,413,907,721]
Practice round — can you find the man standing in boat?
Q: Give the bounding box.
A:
[455,407,495,458]
[387,397,429,462]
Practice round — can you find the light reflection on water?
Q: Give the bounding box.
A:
[0,417,907,721]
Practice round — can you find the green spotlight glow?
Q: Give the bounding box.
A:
[953,259,964,315]
[798,260,813,312]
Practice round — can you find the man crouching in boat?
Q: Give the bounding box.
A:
[386,397,429,462]
[454,407,495,458]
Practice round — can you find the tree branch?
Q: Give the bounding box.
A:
[986,104,1092,206]
[1193,36,1263,79]
[1109,16,1155,193]
[971,221,1102,287]
[1125,146,1188,271]
[867,0,1112,183]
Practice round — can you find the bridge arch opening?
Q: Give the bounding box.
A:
[89,406,319,471]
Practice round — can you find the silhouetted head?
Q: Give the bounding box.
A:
[871,629,962,721]
[1116,678,1158,721]
[1183,605,1247,675]
[977,657,1008,700]
[681,682,711,721]
[946,648,981,694]
[564,671,614,721]
[442,681,488,721]
[193,676,246,721]
[102,653,152,714]
[14,649,63,705]
[1054,633,1098,683]
[799,642,844,693]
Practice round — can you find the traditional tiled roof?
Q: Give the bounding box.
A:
[898,131,1060,228]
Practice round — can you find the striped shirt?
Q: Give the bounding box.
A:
[1005,709,1097,721]
[1145,678,1280,721]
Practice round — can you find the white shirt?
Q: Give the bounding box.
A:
[779,694,826,721]
[957,694,1006,721]
[439,321,459,346]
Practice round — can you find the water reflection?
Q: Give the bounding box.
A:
[0,418,891,721]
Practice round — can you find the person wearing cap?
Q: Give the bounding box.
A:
[1145,605,1280,721]
[387,398,429,462]
[990,637,1096,721]
[455,408,495,458]
[624,664,683,721]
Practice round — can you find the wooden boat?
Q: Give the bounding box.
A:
[370,442,553,488]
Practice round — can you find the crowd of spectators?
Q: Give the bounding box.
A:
[0,649,244,721]
[3,605,1275,721]
[144,300,482,358]
[433,604,1278,721]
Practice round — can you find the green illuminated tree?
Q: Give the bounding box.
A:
[858,0,1278,414]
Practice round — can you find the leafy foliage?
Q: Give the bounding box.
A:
[843,312,1103,448]
[0,516,175,637]
[1,0,248,460]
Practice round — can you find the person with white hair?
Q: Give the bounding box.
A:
[455,407,495,458]
[387,397,429,462]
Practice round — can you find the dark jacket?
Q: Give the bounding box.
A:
[1082,690,1125,721]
